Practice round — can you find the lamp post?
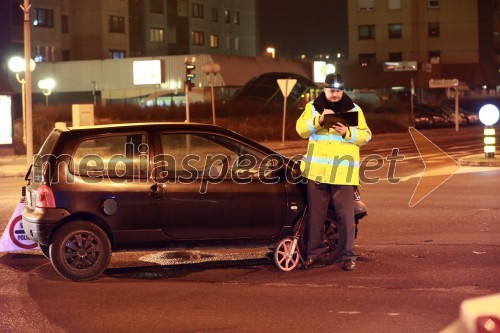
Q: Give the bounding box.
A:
[266,47,276,59]
[38,78,56,105]
[8,56,36,147]
[201,62,221,125]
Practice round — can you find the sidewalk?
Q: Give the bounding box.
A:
[0,155,29,178]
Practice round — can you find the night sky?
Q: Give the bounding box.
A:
[257,0,348,58]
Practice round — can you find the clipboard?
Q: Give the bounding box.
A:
[323,112,359,128]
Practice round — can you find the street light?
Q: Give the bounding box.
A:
[8,56,36,146]
[266,47,276,59]
[201,62,221,125]
[38,78,56,105]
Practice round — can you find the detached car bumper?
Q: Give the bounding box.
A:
[22,206,71,245]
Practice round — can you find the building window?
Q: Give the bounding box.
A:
[33,8,54,28]
[234,37,240,50]
[150,28,165,42]
[358,25,375,39]
[109,50,125,59]
[226,36,231,49]
[150,0,164,14]
[428,22,440,37]
[129,16,141,34]
[359,53,376,67]
[210,8,218,22]
[429,51,440,63]
[167,0,178,15]
[109,16,125,33]
[224,10,231,23]
[358,0,374,11]
[62,50,70,61]
[233,11,240,24]
[210,35,219,48]
[388,0,401,10]
[61,15,69,33]
[388,24,402,38]
[192,31,204,45]
[389,52,402,61]
[192,3,204,18]
[428,0,439,8]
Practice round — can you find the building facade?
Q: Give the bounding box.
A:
[345,0,499,92]
[1,0,257,64]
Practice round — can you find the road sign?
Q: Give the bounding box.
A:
[277,79,296,97]
[429,78,458,88]
[0,202,39,251]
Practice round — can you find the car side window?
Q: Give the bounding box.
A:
[70,133,148,179]
[156,133,275,180]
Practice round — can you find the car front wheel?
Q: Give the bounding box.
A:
[49,221,111,281]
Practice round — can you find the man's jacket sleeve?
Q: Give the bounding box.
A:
[343,107,372,147]
[296,103,322,139]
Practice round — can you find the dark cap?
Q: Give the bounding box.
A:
[324,73,344,90]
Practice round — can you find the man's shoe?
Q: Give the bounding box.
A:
[303,258,325,269]
[342,260,356,271]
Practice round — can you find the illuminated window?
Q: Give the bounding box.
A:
[109,16,125,33]
[388,24,402,38]
[33,8,54,28]
[359,53,376,66]
[192,3,204,18]
[192,31,204,45]
[224,10,230,23]
[429,51,440,63]
[233,11,240,24]
[234,37,240,50]
[428,22,440,37]
[210,35,219,48]
[150,28,165,42]
[109,50,125,59]
[359,25,375,39]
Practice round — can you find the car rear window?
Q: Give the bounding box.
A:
[30,130,61,183]
[69,133,148,180]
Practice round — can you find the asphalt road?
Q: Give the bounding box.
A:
[0,125,499,333]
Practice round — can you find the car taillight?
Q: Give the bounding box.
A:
[36,185,56,208]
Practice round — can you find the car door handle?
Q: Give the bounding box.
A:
[149,184,164,200]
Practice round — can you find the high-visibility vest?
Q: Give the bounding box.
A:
[296,102,372,185]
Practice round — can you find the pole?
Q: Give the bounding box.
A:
[454,86,459,132]
[410,78,415,127]
[185,83,190,122]
[281,80,288,144]
[22,0,33,167]
[210,78,216,125]
[18,75,27,145]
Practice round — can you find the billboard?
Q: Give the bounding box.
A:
[0,95,12,145]
[133,60,162,85]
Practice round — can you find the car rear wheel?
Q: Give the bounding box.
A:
[49,221,111,281]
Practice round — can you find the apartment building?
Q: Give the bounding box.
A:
[0,0,257,64]
[345,0,499,91]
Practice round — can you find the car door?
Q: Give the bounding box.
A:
[62,132,160,239]
[153,130,287,240]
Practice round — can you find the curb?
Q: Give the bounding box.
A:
[458,154,500,167]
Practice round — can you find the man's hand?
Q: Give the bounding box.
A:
[319,109,334,125]
[332,122,348,137]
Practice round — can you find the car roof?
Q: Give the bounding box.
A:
[61,122,221,132]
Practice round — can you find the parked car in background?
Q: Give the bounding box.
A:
[413,104,450,128]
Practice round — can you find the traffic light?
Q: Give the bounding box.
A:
[185,62,196,90]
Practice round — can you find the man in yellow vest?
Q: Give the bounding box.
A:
[296,73,372,270]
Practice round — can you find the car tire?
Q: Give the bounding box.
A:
[297,209,345,265]
[49,221,111,281]
[40,244,50,259]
